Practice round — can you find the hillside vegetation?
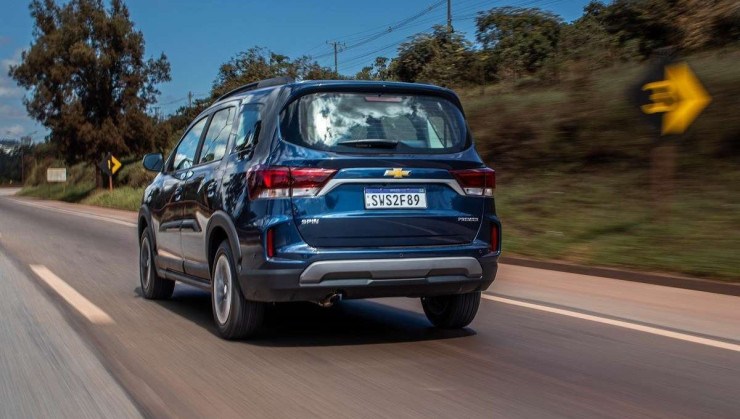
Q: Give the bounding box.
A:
[454,48,740,280]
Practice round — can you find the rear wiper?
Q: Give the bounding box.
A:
[337,139,399,149]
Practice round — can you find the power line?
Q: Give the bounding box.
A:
[309,0,446,60]
[315,0,446,49]
[337,0,564,74]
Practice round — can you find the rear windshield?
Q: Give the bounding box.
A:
[279,92,469,154]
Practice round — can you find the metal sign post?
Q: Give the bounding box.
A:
[97,154,122,192]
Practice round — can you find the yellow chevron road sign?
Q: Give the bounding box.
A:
[640,62,711,135]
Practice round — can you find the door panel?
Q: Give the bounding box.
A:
[180,164,221,278]
[149,174,184,272]
[155,115,209,272]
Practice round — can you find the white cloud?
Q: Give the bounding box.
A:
[0,103,25,118]
[0,85,23,98]
[0,49,24,98]
[1,49,22,70]
[1,124,25,137]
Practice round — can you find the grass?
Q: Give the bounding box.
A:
[82,187,145,212]
[18,182,96,202]
[496,169,740,281]
[18,181,143,212]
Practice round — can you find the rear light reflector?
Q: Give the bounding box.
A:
[266,228,275,258]
[247,166,337,199]
[290,167,338,197]
[490,224,499,252]
[450,168,495,197]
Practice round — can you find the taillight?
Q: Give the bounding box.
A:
[490,224,499,252]
[451,168,495,197]
[290,167,338,197]
[247,166,337,199]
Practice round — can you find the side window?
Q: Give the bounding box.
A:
[234,104,262,151]
[199,107,234,164]
[172,117,207,171]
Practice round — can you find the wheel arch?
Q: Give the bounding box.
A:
[206,211,241,274]
[138,205,155,249]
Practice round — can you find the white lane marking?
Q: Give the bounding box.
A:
[482,294,740,353]
[30,265,114,325]
[11,199,136,227]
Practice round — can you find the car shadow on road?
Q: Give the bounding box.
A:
[143,284,475,347]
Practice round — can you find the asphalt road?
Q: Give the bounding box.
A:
[0,190,738,418]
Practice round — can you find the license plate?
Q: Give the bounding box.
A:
[364,188,427,209]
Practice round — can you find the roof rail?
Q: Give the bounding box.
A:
[215,76,294,102]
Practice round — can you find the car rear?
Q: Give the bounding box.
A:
[238,84,500,316]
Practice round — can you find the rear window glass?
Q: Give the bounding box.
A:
[280,92,468,154]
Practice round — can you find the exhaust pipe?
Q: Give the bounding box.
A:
[317,292,342,308]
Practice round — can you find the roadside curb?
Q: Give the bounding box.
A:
[500,256,740,297]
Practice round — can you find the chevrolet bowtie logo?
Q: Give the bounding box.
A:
[384,168,410,178]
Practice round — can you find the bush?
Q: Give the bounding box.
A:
[116,161,155,188]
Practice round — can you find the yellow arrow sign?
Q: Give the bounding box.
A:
[641,62,711,135]
[109,155,122,175]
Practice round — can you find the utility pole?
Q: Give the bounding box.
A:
[188,91,193,108]
[18,130,35,185]
[327,41,345,75]
[447,0,452,33]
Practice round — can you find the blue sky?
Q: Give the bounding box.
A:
[0,0,590,141]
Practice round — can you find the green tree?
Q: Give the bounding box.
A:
[390,26,473,86]
[557,2,625,68]
[355,56,391,80]
[600,0,740,55]
[9,0,170,164]
[476,7,562,78]
[212,46,336,98]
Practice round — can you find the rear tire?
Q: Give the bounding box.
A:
[421,291,480,329]
[211,241,264,339]
[139,228,175,300]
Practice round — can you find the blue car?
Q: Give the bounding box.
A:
[139,77,500,339]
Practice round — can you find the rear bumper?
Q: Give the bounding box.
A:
[238,255,498,302]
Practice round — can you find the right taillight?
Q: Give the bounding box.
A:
[247,165,337,199]
[490,224,499,252]
[451,168,495,197]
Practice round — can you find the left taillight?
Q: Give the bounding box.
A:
[247,165,337,199]
[451,168,495,197]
